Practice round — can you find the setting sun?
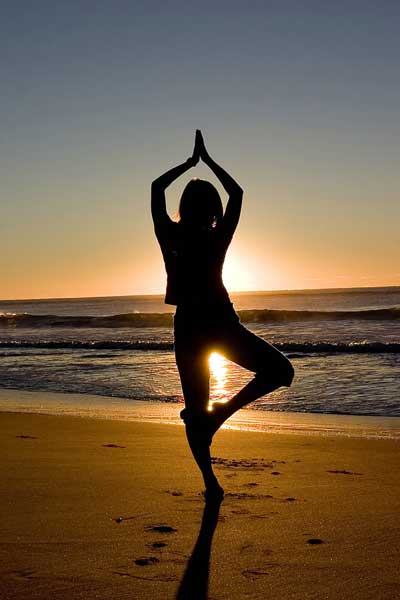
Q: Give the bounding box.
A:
[222,252,258,291]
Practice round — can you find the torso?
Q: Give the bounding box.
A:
[157,222,231,307]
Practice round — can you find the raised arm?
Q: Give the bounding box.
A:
[151,138,199,234]
[196,130,243,239]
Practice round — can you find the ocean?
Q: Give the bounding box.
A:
[0,287,399,432]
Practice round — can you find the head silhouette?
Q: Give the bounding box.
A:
[178,179,223,230]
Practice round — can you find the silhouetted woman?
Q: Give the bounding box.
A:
[151,131,294,499]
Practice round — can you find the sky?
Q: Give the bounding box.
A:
[1,1,399,300]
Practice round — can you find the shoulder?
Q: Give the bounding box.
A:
[155,219,180,245]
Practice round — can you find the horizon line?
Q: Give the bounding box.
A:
[1,284,400,303]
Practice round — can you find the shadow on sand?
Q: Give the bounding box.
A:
[176,496,223,599]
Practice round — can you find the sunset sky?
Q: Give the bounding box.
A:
[1,2,399,300]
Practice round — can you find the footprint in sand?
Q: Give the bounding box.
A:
[252,512,279,519]
[102,443,126,448]
[211,457,271,471]
[164,490,183,496]
[147,541,168,549]
[225,492,273,500]
[327,469,362,475]
[134,557,160,566]
[114,571,177,582]
[242,568,269,579]
[9,569,37,579]
[240,543,273,556]
[226,493,296,505]
[146,524,177,534]
[242,566,279,580]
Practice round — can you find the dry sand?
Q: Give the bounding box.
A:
[1,410,399,599]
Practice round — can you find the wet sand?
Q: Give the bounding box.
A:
[1,409,399,599]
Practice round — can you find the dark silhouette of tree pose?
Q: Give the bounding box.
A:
[152,130,294,499]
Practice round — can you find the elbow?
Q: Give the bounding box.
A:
[235,188,243,205]
[235,186,243,197]
[151,177,166,192]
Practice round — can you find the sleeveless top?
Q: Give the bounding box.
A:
[155,221,231,307]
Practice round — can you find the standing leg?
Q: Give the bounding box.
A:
[175,343,224,498]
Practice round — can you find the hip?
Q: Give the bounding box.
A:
[174,301,240,336]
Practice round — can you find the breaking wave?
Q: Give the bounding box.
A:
[0,306,399,328]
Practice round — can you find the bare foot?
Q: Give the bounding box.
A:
[208,402,231,432]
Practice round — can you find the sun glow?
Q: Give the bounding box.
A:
[209,352,228,407]
[222,250,266,292]
[223,255,250,291]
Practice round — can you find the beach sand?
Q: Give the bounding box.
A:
[1,408,399,599]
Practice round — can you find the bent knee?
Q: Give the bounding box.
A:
[256,357,294,388]
[281,360,295,387]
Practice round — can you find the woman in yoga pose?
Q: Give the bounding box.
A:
[151,130,294,499]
